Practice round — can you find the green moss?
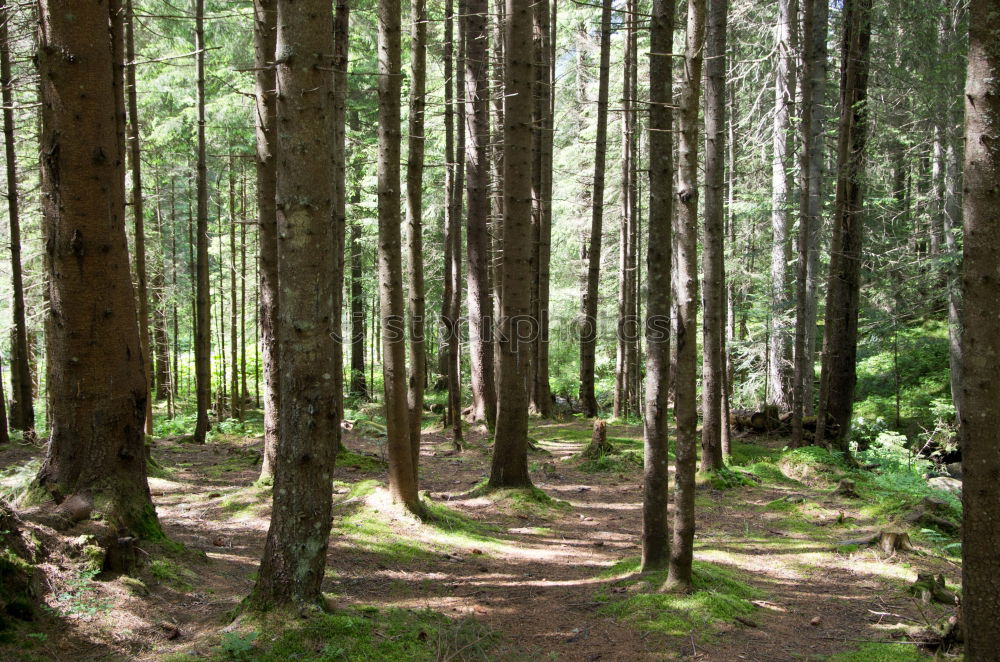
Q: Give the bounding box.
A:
[597,559,763,640]
[220,606,508,661]
[219,486,272,519]
[481,486,572,519]
[337,449,387,472]
[778,447,846,484]
[743,462,800,485]
[728,442,782,466]
[824,642,930,662]
[150,558,195,590]
[81,545,105,574]
[699,467,755,490]
[578,450,643,473]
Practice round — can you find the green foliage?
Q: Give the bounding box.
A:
[218,631,259,660]
[824,642,930,662]
[55,570,112,618]
[597,559,762,640]
[727,442,782,466]
[150,559,195,591]
[699,467,755,490]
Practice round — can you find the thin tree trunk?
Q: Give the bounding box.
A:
[35,0,160,536]
[465,0,496,429]
[665,0,705,593]
[125,0,153,436]
[332,0,349,445]
[641,0,675,574]
[488,0,533,489]
[580,0,612,419]
[700,0,727,471]
[378,0,422,514]
[193,0,211,443]
[152,180,171,404]
[767,0,797,410]
[815,0,872,452]
[248,0,340,610]
[0,0,33,434]
[960,0,1000,652]
[228,158,241,421]
[407,0,428,479]
[254,0,279,480]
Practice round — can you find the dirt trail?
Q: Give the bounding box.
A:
[1,421,957,661]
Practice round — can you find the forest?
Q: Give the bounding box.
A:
[0,0,996,660]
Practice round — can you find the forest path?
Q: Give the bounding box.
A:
[0,417,956,661]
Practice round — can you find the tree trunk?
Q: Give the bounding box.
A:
[579,0,612,419]
[253,0,279,481]
[0,0,32,434]
[407,0,428,480]
[960,0,1000,655]
[349,221,367,399]
[641,0,675,574]
[152,183,172,403]
[665,0,705,593]
[35,0,160,537]
[700,0,727,471]
[530,0,554,418]
[125,0,153,436]
[332,0,349,445]
[442,0,463,445]
[815,0,872,451]
[248,0,340,610]
[193,0,211,443]
[465,0,496,429]
[488,0,533,489]
[767,0,796,410]
[378,0,422,514]
[228,159,241,421]
[792,0,823,448]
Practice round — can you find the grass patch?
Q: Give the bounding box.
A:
[743,461,799,485]
[824,641,930,662]
[421,498,503,548]
[217,606,509,661]
[203,450,262,478]
[480,486,572,519]
[597,558,763,640]
[728,442,782,466]
[149,558,196,591]
[337,448,387,472]
[219,486,272,519]
[777,447,846,485]
[698,467,755,490]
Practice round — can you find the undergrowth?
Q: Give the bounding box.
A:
[596,558,762,640]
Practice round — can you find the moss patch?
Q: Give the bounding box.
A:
[824,642,930,661]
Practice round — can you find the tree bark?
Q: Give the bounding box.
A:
[249,0,340,610]
[642,0,674,574]
[253,0,279,481]
[530,0,554,418]
[379,0,422,513]
[579,0,612,419]
[407,0,428,479]
[815,0,872,451]
[488,0,533,489]
[35,0,160,537]
[767,0,797,410]
[960,0,1000,655]
[228,159,241,421]
[125,0,153,436]
[700,0,727,471]
[465,0,496,429]
[0,0,32,434]
[193,0,211,443]
[665,0,705,593]
[332,0,349,445]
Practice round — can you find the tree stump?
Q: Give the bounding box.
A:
[833,478,860,498]
[909,573,957,605]
[102,535,140,574]
[582,419,613,459]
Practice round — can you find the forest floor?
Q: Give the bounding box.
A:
[0,412,962,661]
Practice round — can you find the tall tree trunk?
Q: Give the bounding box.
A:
[767,0,796,410]
[700,0,727,471]
[254,0,279,481]
[815,0,872,451]
[465,0,495,429]
[803,0,827,416]
[35,0,160,537]
[942,141,963,424]
[406,0,428,479]
[960,1,1000,653]
[152,183,171,403]
[665,0,705,593]
[193,0,211,443]
[248,0,340,610]
[0,0,33,434]
[579,0,612,419]
[792,0,818,448]
[332,0,349,445]
[379,0,422,514]
[442,0,463,445]
[530,0,554,418]
[641,0,675,574]
[488,0,533,489]
[228,159,241,421]
[125,0,153,436]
